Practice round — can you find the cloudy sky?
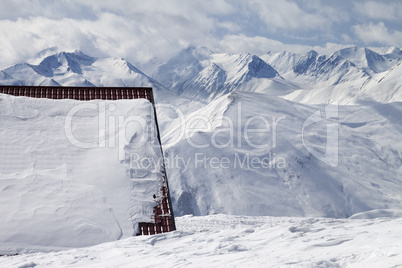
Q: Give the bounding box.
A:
[0,0,401,68]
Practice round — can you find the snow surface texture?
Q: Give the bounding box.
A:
[1,215,401,267]
[0,94,163,251]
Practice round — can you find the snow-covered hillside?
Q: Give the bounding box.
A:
[160,91,402,218]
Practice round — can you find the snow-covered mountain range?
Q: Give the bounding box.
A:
[1,45,402,259]
[1,51,158,89]
[0,46,402,217]
[1,45,401,104]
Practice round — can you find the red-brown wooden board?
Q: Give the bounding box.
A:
[0,86,154,103]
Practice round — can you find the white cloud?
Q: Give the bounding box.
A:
[0,0,400,69]
[0,0,97,20]
[246,0,341,32]
[217,34,353,56]
[0,7,227,68]
[355,1,402,21]
[17,0,234,24]
[0,1,246,68]
[353,22,402,46]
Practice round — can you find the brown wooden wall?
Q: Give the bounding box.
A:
[137,179,175,235]
[0,86,153,103]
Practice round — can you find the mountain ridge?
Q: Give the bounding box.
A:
[0,45,401,104]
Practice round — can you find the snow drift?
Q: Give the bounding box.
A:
[0,94,163,251]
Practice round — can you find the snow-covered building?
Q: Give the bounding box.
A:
[0,86,175,254]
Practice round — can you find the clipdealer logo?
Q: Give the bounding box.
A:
[302,103,339,167]
[63,99,339,168]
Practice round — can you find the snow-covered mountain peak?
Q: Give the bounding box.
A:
[103,57,148,76]
[334,47,372,66]
[260,51,302,75]
[32,50,96,77]
[150,46,214,93]
[59,50,96,66]
[152,47,281,99]
[307,50,319,57]
[293,50,324,74]
[186,45,214,58]
[211,52,279,81]
[377,46,401,56]
[332,46,400,73]
[174,45,214,67]
[0,50,159,88]
[248,55,279,79]
[151,48,283,100]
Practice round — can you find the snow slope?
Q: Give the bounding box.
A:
[333,46,399,73]
[0,94,163,251]
[282,61,402,105]
[1,214,401,267]
[160,91,402,218]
